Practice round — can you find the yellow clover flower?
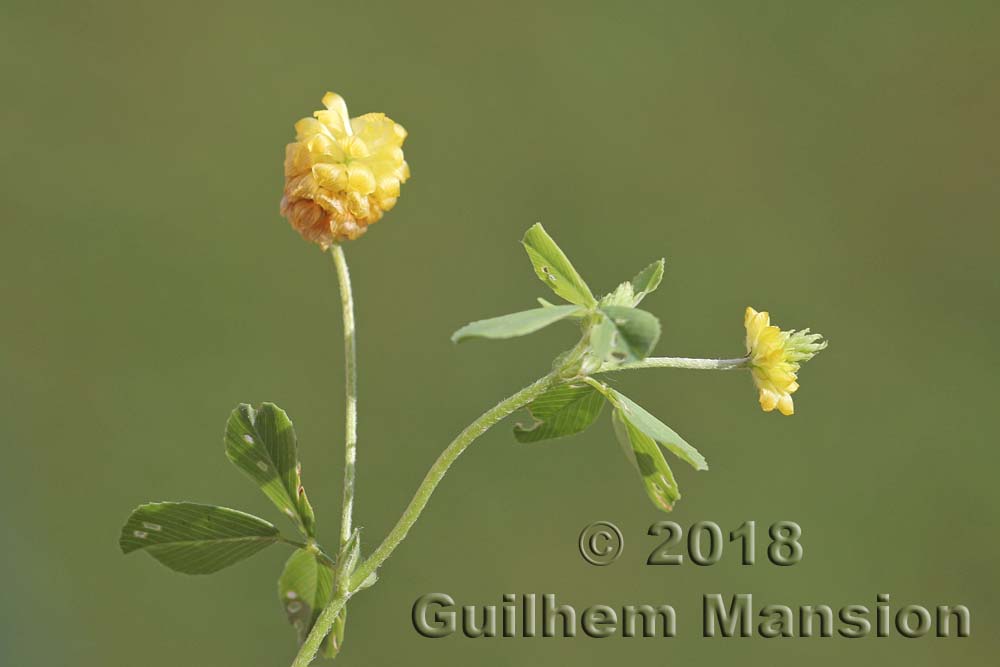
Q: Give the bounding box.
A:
[744,307,827,416]
[280,92,410,247]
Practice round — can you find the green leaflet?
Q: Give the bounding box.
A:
[278,548,341,658]
[609,390,707,471]
[599,259,664,308]
[451,305,583,343]
[599,281,636,307]
[629,259,664,306]
[119,502,279,574]
[225,403,317,537]
[522,223,597,307]
[513,382,605,443]
[612,408,680,512]
[598,306,661,364]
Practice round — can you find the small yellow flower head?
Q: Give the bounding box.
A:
[280,92,410,247]
[744,307,827,416]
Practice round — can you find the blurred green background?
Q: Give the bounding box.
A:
[2,0,998,664]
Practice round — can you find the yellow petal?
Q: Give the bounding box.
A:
[343,136,370,159]
[284,143,312,177]
[316,191,348,218]
[347,164,376,194]
[307,133,345,160]
[376,174,400,199]
[294,117,330,142]
[777,394,795,416]
[284,173,318,199]
[346,190,370,218]
[312,163,349,191]
[317,92,351,134]
[351,112,406,149]
[759,389,779,412]
[376,195,398,211]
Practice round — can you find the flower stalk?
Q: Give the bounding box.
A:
[597,356,750,373]
[331,244,358,548]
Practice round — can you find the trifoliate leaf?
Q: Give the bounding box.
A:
[119,502,279,574]
[608,390,707,470]
[522,223,597,307]
[513,382,605,443]
[630,259,664,306]
[225,403,317,537]
[612,408,680,512]
[451,305,583,343]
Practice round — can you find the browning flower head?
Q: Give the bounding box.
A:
[744,307,827,416]
[280,92,410,247]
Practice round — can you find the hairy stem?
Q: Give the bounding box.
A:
[330,245,358,548]
[597,356,750,373]
[327,244,357,657]
[290,589,352,667]
[291,371,559,666]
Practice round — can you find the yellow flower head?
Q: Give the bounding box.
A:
[280,92,410,247]
[744,307,827,416]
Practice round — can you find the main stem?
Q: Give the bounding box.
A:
[292,371,559,666]
[330,245,358,548]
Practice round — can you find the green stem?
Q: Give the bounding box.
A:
[291,371,559,666]
[291,589,352,667]
[597,356,749,373]
[330,245,358,549]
